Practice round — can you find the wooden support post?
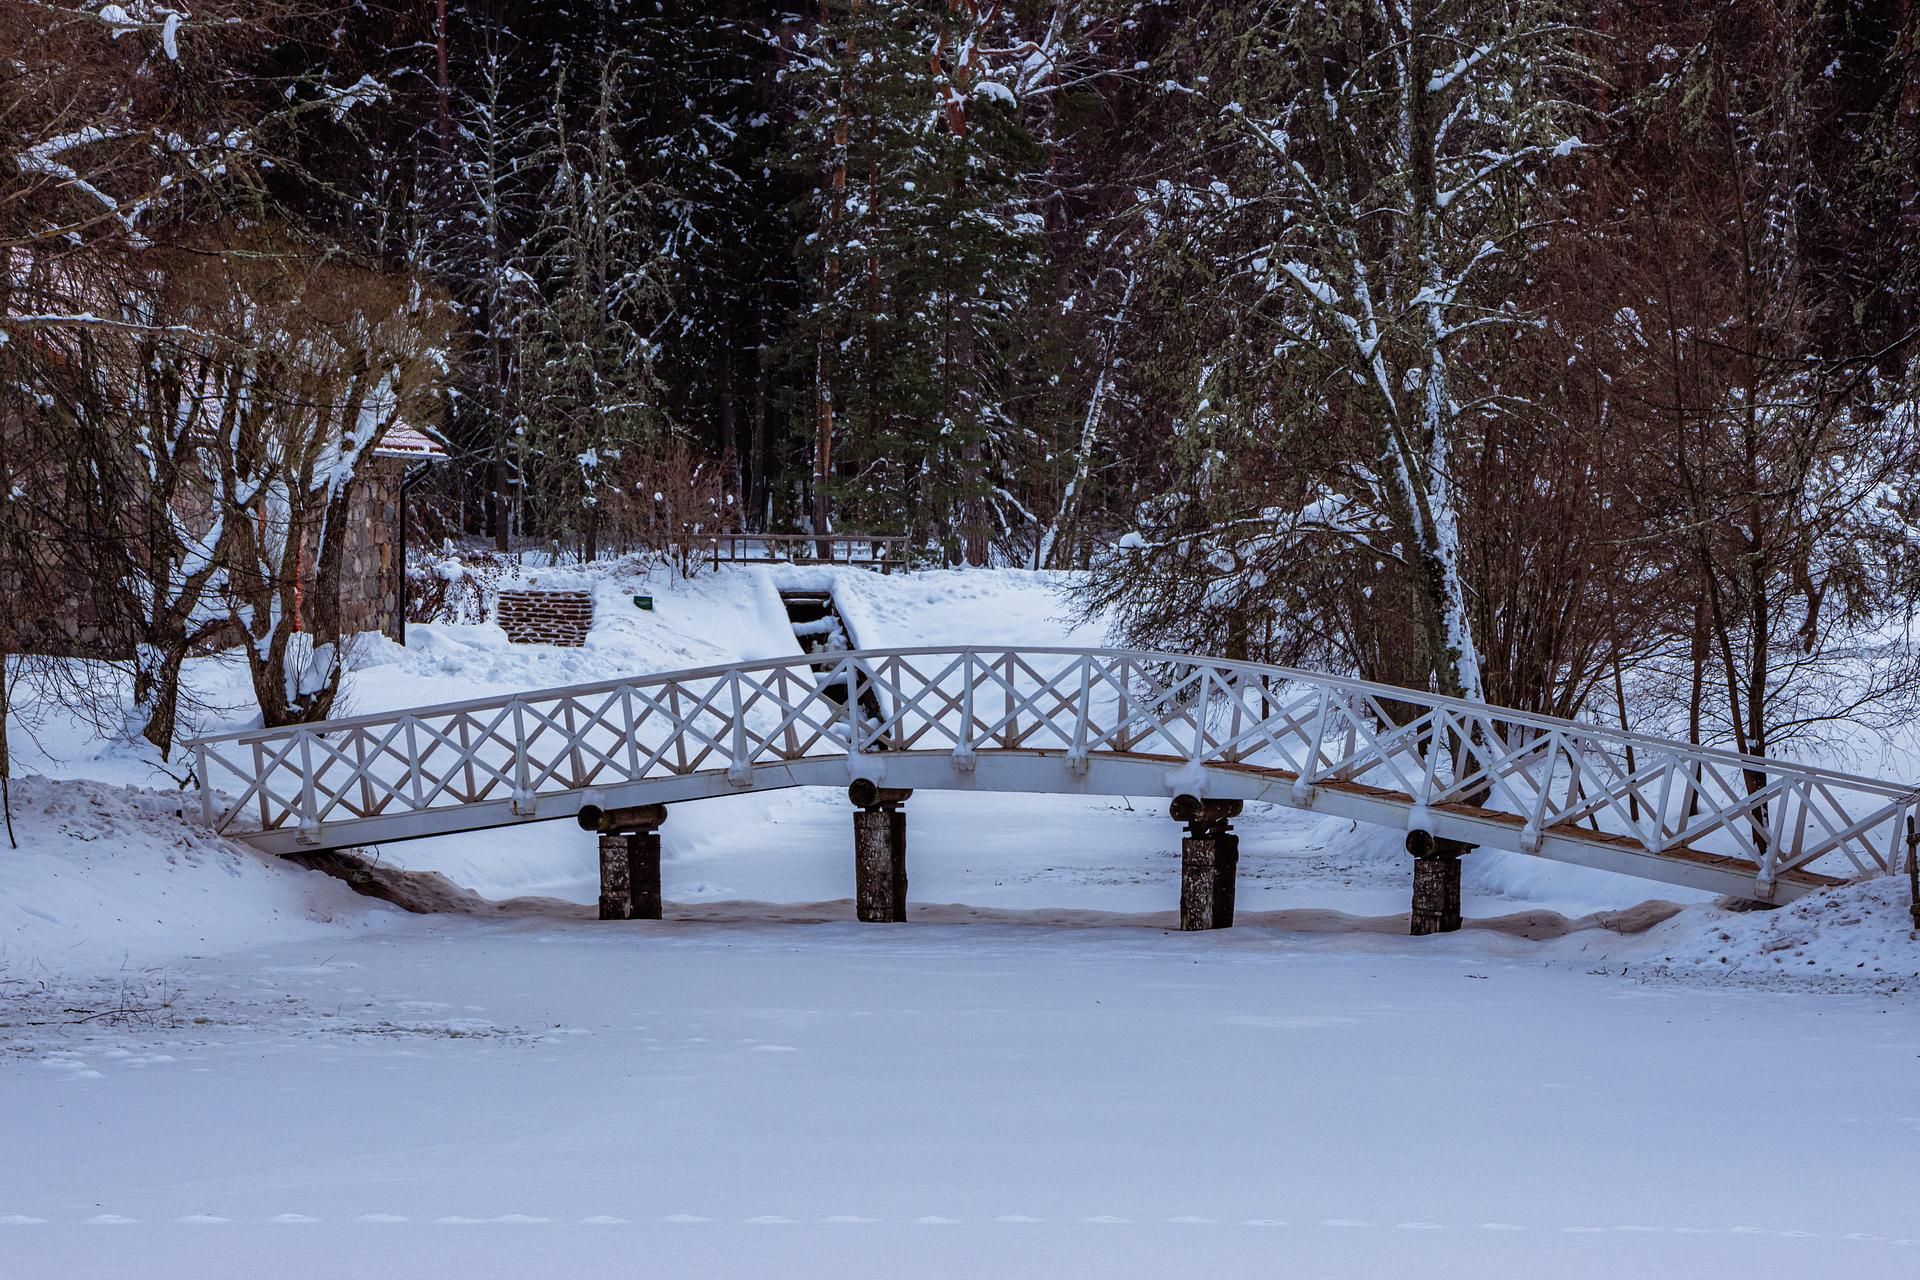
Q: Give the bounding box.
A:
[1172,795,1243,931]
[1906,817,1919,930]
[849,783,911,923]
[1406,830,1470,935]
[581,803,668,921]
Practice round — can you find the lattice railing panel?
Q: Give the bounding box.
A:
[192,647,1919,893]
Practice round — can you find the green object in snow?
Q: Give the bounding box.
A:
[633,595,654,611]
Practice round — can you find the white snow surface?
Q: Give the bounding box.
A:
[5,563,1918,1276]
[0,775,387,974]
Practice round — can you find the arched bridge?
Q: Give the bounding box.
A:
[191,647,1918,921]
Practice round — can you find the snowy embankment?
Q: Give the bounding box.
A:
[4,560,1915,990]
[0,776,381,977]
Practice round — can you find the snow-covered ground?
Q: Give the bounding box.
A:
[5,563,1918,1277]
[6,914,1918,1279]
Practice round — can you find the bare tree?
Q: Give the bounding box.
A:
[212,249,450,726]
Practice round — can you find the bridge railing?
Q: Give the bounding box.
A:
[191,647,1919,891]
[702,533,908,571]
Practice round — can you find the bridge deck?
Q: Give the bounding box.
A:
[190,647,1911,904]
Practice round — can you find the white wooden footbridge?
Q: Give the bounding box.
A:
[190,647,1918,929]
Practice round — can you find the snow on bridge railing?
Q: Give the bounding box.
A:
[190,647,1920,893]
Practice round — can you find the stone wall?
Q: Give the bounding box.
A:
[494,590,595,646]
[9,455,414,659]
[340,455,405,642]
[0,557,136,659]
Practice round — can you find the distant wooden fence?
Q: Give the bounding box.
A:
[703,534,907,572]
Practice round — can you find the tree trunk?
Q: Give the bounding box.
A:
[749,337,769,531]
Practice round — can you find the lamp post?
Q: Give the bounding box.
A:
[395,462,435,646]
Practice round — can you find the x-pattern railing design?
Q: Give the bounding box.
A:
[191,647,1919,897]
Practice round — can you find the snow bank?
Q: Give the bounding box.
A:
[1464,846,1714,914]
[1614,874,1919,991]
[344,562,802,717]
[8,562,1907,990]
[0,776,386,975]
[826,566,1098,649]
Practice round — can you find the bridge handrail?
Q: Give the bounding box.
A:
[184,645,1920,800]
[187,644,1920,897]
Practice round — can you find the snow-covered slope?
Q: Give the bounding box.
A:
[3,561,1910,980]
[829,566,1098,649]
[0,776,388,976]
[1587,874,1919,992]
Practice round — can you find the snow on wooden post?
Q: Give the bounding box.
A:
[580,803,669,920]
[1172,795,1243,931]
[849,782,911,923]
[1406,829,1471,936]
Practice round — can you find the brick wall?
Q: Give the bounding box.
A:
[494,590,595,646]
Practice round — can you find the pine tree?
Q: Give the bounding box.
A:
[784,0,1053,563]
[517,54,673,559]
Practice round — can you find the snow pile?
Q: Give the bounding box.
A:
[1619,874,1918,991]
[0,776,385,975]
[1465,845,1712,914]
[828,566,1097,649]
[343,562,801,716]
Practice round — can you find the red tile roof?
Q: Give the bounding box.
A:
[374,422,449,460]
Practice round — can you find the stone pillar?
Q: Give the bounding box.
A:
[1213,828,1239,927]
[598,832,633,921]
[854,809,897,923]
[1171,795,1244,931]
[888,808,909,923]
[1406,830,1471,935]
[630,827,663,921]
[580,803,669,921]
[849,782,911,923]
[1180,834,1221,931]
